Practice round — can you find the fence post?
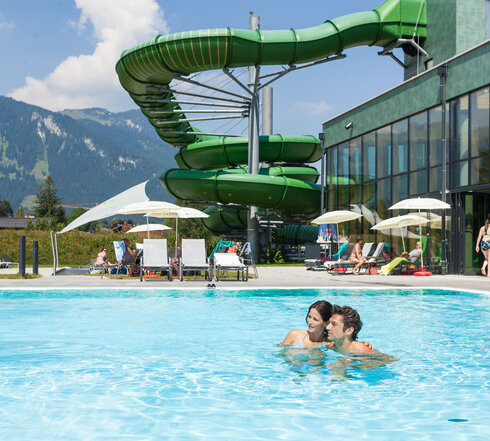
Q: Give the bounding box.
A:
[19,235,26,278]
[33,241,39,275]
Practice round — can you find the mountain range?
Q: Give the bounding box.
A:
[0,96,178,212]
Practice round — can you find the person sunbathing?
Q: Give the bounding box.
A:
[349,237,367,275]
[94,247,111,266]
[401,241,422,263]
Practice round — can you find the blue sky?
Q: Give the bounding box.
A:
[0,0,407,137]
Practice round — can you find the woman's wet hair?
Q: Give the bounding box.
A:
[305,300,333,324]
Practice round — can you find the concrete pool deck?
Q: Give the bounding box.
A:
[1,266,489,293]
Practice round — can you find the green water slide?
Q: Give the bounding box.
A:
[116,0,426,239]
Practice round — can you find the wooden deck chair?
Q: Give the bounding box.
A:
[179,239,211,281]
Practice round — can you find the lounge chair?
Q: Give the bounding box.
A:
[139,239,172,281]
[179,239,212,281]
[323,244,355,273]
[111,240,134,278]
[380,238,427,275]
[213,252,248,281]
[0,254,18,268]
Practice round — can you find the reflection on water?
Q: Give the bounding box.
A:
[278,347,398,381]
[277,347,329,376]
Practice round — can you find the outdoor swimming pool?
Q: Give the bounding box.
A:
[0,288,488,440]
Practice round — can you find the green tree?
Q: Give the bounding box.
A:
[15,205,25,217]
[0,200,13,217]
[66,207,87,225]
[34,176,63,217]
[66,207,97,232]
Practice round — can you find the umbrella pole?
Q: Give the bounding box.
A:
[175,217,179,258]
[419,209,424,269]
[147,216,150,239]
[400,227,406,252]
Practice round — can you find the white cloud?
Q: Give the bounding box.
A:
[0,12,15,32]
[9,0,168,111]
[296,100,333,116]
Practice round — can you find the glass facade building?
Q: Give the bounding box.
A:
[324,85,489,274]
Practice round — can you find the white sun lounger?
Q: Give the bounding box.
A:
[179,239,211,281]
[213,252,248,281]
[140,238,172,281]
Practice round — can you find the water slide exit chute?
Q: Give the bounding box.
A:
[116,0,426,240]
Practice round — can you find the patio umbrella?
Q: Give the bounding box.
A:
[311,210,362,226]
[142,206,209,256]
[389,197,451,268]
[371,214,429,252]
[311,210,362,260]
[117,201,181,240]
[126,223,171,239]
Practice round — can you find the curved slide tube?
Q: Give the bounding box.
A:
[116,0,426,236]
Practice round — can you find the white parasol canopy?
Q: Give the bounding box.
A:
[311,210,362,261]
[389,197,451,211]
[127,223,171,238]
[371,214,429,251]
[389,198,450,268]
[311,210,362,225]
[142,206,209,256]
[59,180,150,234]
[117,200,180,215]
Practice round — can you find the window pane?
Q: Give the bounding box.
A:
[349,137,361,183]
[409,112,427,171]
[337,143,349,178]
[470,157,490,186]
[350,185,361,205]
[362,132,376,182]
[326,147,337,188]
[376,178,391,217]
[429,106,443,167]
[376,126,391,179]
[429,166,442,193]
[393,174,408,203]
[470,87,490,157]
[328,188,337,211]
[450,95,469,161]
[338,186,349,208]
[451,161,469,187]
[410,170,427,195]
[393,119,408,174]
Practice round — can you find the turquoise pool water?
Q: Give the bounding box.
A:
[0,288,488,440]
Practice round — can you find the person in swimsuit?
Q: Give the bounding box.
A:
[475,218,490,277]
[94,247,111,267]
[349,237,367,275]
[326,305,375,355]
[280,301,333,348]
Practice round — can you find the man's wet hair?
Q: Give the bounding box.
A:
[332,305,363,341]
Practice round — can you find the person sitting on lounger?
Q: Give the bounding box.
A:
[402,241,422,263]
[349,237,367,275]
[122,238,140,265]
[94,247,111,266]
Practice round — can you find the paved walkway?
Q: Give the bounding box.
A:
[1,266,489,293]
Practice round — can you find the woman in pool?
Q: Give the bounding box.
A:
[280,300,333,348]
[475,218,490,277]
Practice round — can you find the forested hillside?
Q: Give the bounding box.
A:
[0,96,178,211]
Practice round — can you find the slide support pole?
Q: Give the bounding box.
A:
[247,12,260,264]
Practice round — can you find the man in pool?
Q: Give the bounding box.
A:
[326,305,375,355]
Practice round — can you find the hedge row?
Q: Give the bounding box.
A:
[1,230,145,266]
